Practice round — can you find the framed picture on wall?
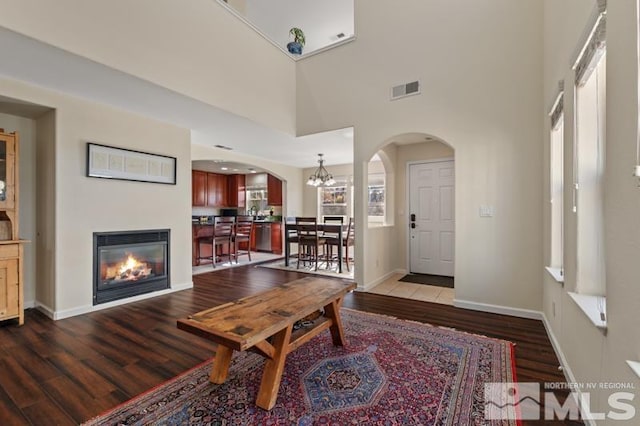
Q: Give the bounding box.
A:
[86,143,176,185]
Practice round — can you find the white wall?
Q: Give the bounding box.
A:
[296,0,544,309]
[0,77,193,318]
[0,0,296,134]
[0,113,37,306]
[543,0,640,420]
[36,110,55,311]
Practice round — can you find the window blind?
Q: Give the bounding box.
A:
[548,80,564,130]
[572,0,607,86]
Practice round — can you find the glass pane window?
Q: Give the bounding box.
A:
[319,176,348,222]
[576,53,606,296]
[550,117,564,270]
[368,173,385,221]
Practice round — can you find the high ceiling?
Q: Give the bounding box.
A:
[221,0,355,56]
[0,18,353,168]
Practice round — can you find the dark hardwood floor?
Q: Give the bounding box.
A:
[0,265,580,425]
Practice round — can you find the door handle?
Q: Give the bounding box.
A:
[410,213,416,222]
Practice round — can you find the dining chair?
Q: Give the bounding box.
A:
[322,216,344,269]
[211,216,235,268]
[343,217,355,272]
[232,215,254,263]
[296,217,326,271]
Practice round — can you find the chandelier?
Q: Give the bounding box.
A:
[306,153,336,186]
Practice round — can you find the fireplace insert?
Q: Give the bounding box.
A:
[93,229,170,304]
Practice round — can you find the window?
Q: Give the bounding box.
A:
[575,51,606,296]
[368,173,385,222]
[319,176,349,222]
[549,89,564,279]
[568,0,607,328]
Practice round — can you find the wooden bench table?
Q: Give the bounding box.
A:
[177,277,357,410]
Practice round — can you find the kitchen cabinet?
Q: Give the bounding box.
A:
[250,225,257,251]
[207,173,228,207]
[251,222,282,254]
[192,170,207,206]
[192,171,230,207]
[270,222,282,254]
[227,174,245,208]
[267,174,282,206]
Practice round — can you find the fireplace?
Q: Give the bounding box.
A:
[93,229,170,305]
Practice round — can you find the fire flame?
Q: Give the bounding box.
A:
[119,254,143,276]
[103,253,153,282]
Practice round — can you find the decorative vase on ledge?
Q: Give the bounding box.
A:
[287,41,303,55]
[287,27,305,55]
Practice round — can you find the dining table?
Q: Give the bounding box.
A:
[284,222,345,273]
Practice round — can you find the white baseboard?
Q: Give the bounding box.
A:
[360,269,406,291]
[540,313,595,426]
[48,281,193,320]
[453,299,543,320]
[24,299,36,309]
[35,302,55,319]
[541,312,575,384]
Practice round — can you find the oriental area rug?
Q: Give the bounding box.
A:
[84,309,517,425]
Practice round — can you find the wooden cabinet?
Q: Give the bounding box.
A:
[192,171,230,207]
[0,246,22,323]
[192,170,207,206]
[267,174,282,206]
[250,225,257,251]
[227,174,245,208]
[207,173,228,207]
[0,130,25,325]
[271,222,282,254]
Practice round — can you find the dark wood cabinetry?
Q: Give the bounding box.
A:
[193,171,236,207]
[227,174,245,208]
[271,222,282,254]
[207,173,228,207]
[192,170,207,206]
[267,174,282,206]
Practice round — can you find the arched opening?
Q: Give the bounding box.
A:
[362,133,456,305]
[190,159,285,273]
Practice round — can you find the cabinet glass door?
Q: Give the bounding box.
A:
[0,135,15,209]
[0,139,6,201]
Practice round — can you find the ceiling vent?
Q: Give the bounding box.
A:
[214,144,233,150]
[391,80,420,101]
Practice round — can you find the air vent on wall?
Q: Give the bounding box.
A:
[391,80,421,100]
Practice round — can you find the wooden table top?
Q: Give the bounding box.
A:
[177,277,356,351]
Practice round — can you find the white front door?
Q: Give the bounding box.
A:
[409,160,455,276]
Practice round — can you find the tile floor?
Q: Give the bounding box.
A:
[194,257,454,306]
[366,272,455,305]
[192,251,282,275]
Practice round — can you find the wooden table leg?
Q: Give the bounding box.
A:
[324,297,346,347]
[256,324,293,410]
[209,344,234,384]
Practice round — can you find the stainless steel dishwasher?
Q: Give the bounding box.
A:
[255,222,272,251]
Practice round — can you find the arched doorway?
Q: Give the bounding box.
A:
[365,132,456,303]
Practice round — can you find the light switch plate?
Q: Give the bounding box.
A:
[479,205,494,217]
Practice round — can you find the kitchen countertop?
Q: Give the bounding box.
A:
[192,219,281,225]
